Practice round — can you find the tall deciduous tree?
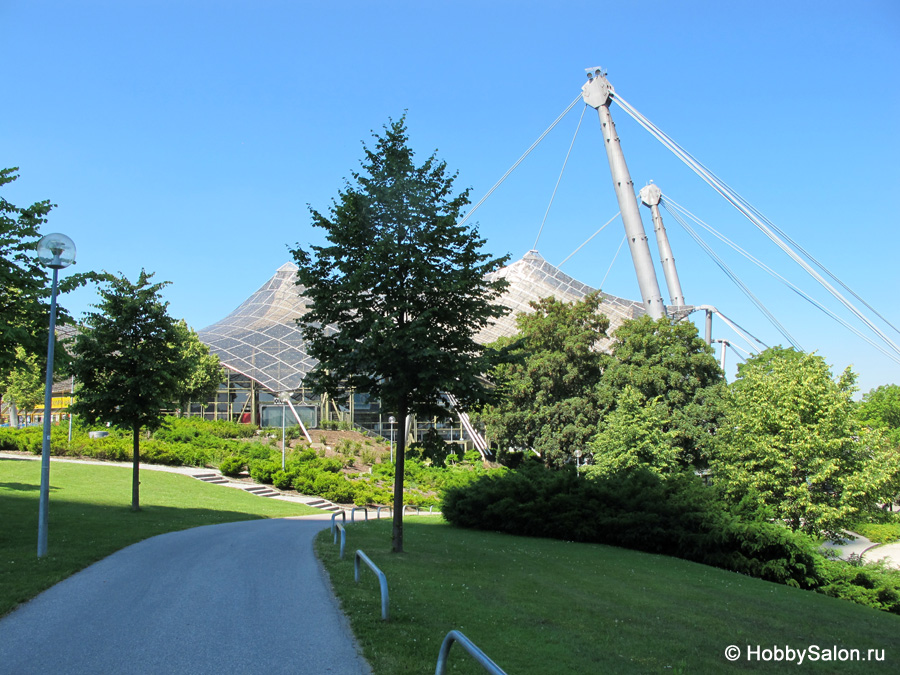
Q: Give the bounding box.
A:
[711,347,900,538]
[479,292,610,467]
[173,319,223,414]
[858,384,900,446]
[0,168,93,376]
[597,316,725,470]
[69,271,191,511]
[0,346,44,427]
[291,117,508,553]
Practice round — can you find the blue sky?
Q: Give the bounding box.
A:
[3,0,899,394]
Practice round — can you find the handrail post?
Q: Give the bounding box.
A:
[333,523,346,559]
[376,505,392,519]
[350,507,369,523]
[330,509,346,535]
[434,630,507,675]
[354,550,389,621]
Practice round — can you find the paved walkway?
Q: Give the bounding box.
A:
[822,531,900,569]
[0,516,371,674]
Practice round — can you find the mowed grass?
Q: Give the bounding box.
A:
[316,518,900,674]
[0,458,320,616]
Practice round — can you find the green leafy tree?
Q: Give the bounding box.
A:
[291,117,509,552]
[0,168,96,376]
[479,292,610,467]
[69,271,191,511]
[711,347,900,538]
[587,385,680,477]
[858,384,900,446]
[597,315,724,469]
[1,346,44,427]
[173,319,223,414]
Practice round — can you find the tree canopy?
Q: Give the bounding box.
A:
[711,347,900,538]
[69,271,193,510]
[858,383,900,446]
[478,292,609,467]
[0,168,94,376]
[290,117,509,552]
[597,315,724,470]
[172,319,223,414]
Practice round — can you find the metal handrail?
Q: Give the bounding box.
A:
[333,523,346,559]
[354,550,389,621]
[403,504,420,516]
[376,506,392,519]
[330,510,346,535]
[350,507,369,523]
[434,630,507,675]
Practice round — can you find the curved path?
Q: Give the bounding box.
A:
[0,516,371,674]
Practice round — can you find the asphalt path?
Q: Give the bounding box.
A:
[0,516,371,674]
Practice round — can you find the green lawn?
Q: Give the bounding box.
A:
[0,458,320,616]
[316,518,899,674]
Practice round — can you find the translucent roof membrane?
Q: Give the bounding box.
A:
[199,254,648,393]
[198,262,317,393]
[474,250,646,351]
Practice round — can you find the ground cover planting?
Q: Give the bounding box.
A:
[0,459,319,617]
[0,418,498,508]
[316,518,899,674]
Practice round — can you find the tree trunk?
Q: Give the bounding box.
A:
[131,423,141,511]
[391,398,408,553]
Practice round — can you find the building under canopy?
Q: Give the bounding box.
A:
[194,252,646,446]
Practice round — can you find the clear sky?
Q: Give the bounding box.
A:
[3,0,899,395]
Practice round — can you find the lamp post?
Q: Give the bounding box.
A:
[36,233,76,558]
[279,392,289,470]
[574,449,583,477]
[388,416,395,464]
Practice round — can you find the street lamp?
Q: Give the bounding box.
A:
[388,416,395,464]
[574,449,583,477]
[279,392,290,470]
[36,233,76,558]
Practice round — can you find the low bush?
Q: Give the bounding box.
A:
[219,456,246,477]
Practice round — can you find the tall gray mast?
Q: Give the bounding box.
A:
[639,182,685,307]
[582,68,665,319]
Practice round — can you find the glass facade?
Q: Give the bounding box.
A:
[191,254,647,445]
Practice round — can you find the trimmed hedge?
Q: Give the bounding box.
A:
[442,461,900,612]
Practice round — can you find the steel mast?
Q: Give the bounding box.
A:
[639,182,685,307]
[582,68,665,319]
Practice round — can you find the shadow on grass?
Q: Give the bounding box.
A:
[0,482,60,492]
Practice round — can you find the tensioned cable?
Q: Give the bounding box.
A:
[534,104,588,250]
[663,196,900,365]
[600,234,627,290]
[557,211,620,267]
[665,204,801,349]
[611,92,900,360]
[706,308,768,352]
[459,93,582,227]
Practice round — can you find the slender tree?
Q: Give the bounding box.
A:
[291,117,508,552]
[69,271,191,511]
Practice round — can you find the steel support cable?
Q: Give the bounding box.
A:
[600,235,627,290]
[612,93,900,359]
[557,211,621,267]
[702,307,768,352]
[534,104,588,250]
[739,199,900,338]
[662,197,900,364]
[459,93,583,227]
[665,205,802,349]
